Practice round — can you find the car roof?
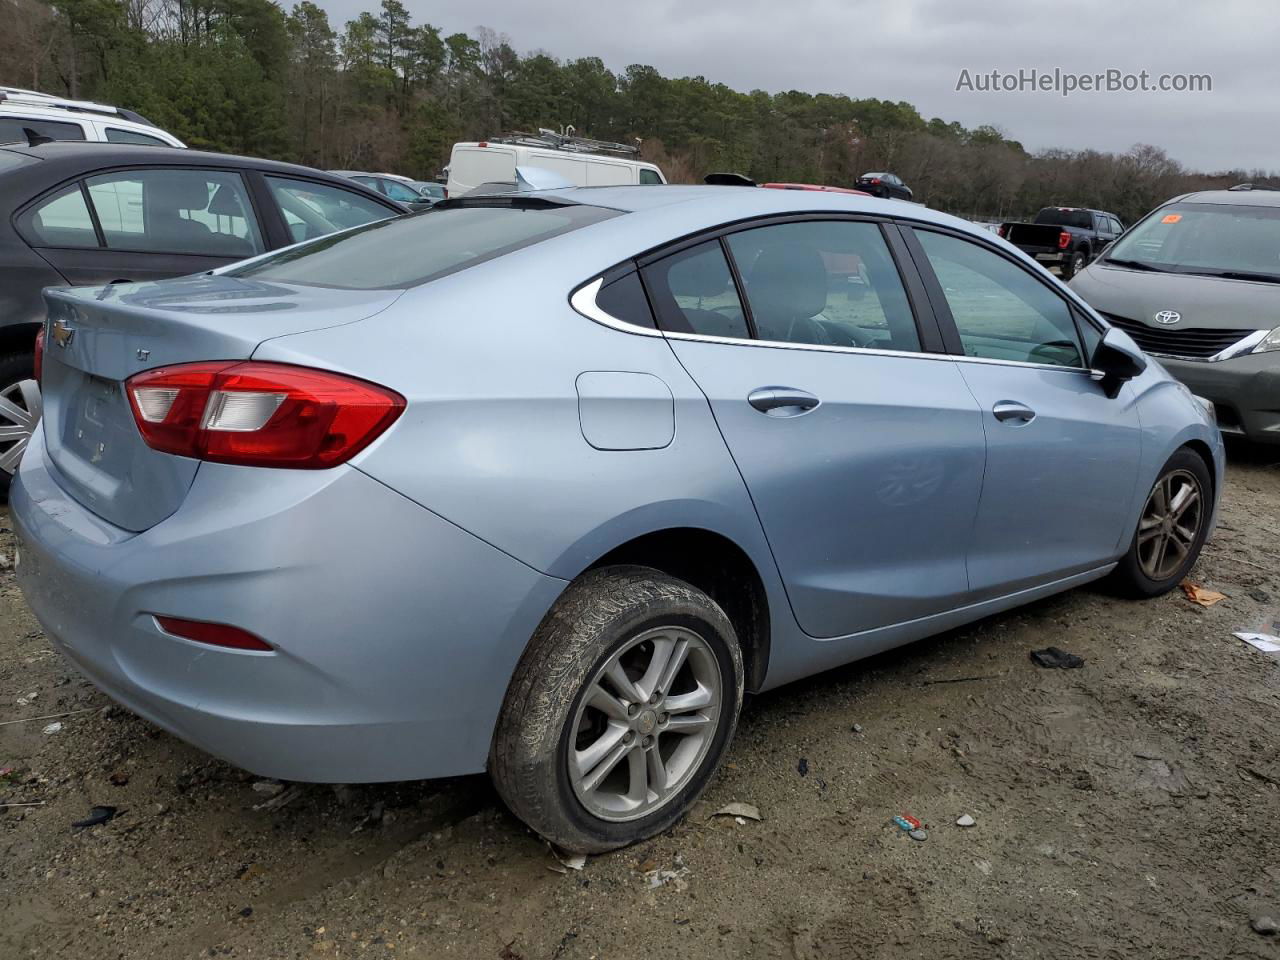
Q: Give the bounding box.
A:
[0,140,381,182]
[1175,189,1280,207]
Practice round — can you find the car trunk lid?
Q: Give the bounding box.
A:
[39,274,402,531]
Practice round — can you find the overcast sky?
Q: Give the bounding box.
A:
[317,0,1276,172]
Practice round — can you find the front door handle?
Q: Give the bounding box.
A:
[748,387,821,416]
[992,400,1036,424]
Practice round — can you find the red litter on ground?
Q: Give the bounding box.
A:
[892,814,922,831]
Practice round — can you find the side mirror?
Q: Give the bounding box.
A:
[1091,326,1147,397]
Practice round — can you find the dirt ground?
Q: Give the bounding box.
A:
[3,445,1280,960]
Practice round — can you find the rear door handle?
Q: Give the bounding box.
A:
[992,400,1036,424]
[748,387,821,416]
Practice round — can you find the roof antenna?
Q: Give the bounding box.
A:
[23,127,55,147]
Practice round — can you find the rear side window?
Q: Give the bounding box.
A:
[19,183,98,248]
[85,169,264,257]
[379,178,422,203]
[0,116,87,142]
[229,201,619,289]
[595,271,656,329]
[105,127,168,146]
[914,229,1084,367]
[643,241,750,340]
[266,176,394,243]
[726,220,920,352]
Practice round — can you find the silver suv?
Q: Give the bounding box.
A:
[0,87,185,148]
[1070,185,1280,445]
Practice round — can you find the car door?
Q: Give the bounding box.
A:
[644,218,987,639]
[905,225,1143,599]
[17,167,266,285]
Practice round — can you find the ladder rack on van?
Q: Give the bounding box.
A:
[490,128,640,158]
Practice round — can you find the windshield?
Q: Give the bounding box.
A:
[1105,201,1280,279]
[1034,208,1093,229]
[227,200,619,290]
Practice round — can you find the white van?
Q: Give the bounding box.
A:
[447,132,665,196]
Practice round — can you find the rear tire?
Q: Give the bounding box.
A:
[490,565,743,853]
[1110,448,1212,597]
[1061,248,1087,280]
[0,351,39,499]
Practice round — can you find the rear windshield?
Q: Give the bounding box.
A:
[228,200,619,290]
[1034,208,1094,229]
[0,149,37,172]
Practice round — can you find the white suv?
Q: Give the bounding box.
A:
[0,88,185,148]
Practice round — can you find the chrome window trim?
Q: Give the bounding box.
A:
[572,275,1094,373]
[569,277,664,338]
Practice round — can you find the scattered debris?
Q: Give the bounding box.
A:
[238,906,253,918]
[251,780,285,797]
[0,707,96,727]
[908,828,928,841]
[797,758,809,777]
[252,785,301,812]
[644,865,689,891]
[72,805,119,830]
[892,814,922,832]
[710,802,762,822]
[1181,581,1226,607]
[0,800,46,808]
[1029,647,1085,669]
[851,723,863,734]
[548,845,586,873]
[921,674,999,685]
[498,940,526,960]
[1234,632,1280,656]
[15,691,37,706]
[109,771,129,786]
[1252,915,1279,936]
[41,722,62,735]
[956,814,976,828]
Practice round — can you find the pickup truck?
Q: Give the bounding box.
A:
[998,207,1124,279]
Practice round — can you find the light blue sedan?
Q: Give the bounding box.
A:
[12,186,1222,852]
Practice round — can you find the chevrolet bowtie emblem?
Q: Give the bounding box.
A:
[50,318,75,348]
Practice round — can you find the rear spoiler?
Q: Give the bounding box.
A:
[704,172,757,187]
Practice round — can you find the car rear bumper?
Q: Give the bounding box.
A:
[12,430,566,782]
[1156,352,1280,444]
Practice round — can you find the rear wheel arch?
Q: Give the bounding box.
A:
[0,323,41,358]
[584,528,771,693]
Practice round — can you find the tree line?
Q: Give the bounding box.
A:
[2,0,1272,224]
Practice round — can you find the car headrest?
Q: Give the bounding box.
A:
[668,253,729,299]
[146,173,210,212]
[208,183,246,217]
[745,242,828,320]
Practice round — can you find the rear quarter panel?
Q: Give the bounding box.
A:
[251,235,791,610]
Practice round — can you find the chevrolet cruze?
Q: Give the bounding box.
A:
[13,186,1222,852]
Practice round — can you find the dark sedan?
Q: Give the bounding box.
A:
[854,172,913,201]
[0,140,407,490]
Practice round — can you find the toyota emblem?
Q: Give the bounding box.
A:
[1153,310,1182,325]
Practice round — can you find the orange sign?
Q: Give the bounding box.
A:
[1161,214,1183,224]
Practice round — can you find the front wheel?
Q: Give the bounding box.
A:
[490,566,743,853]
[1110,449,1212,597]
[0,351,41,497]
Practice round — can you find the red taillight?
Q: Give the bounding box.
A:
[870,177,881,184]
[997,224,1008,238]
[33,327,45,383]
[155,615,272,651]
[126,361,405,469]
[1058,230,1071,249]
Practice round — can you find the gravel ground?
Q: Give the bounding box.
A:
[2,444,1279,960]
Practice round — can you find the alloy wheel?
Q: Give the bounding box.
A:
[568,625,722,822]
[1137,468,1204,581]
[0,379,41,476]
